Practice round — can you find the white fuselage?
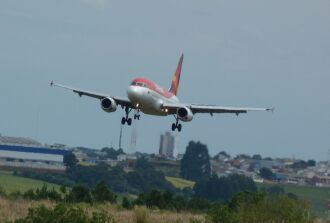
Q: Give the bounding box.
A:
[127,85,179,116]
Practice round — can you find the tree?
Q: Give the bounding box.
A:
[194,174,257,202]
[63,152,78,168]
[60,185,67,195]
[122,197,133,209]
[66,185,92,203]
[187,197,211,211]
[307,160,316,167]
[101,147,125,159]
[0,186,6,197]
[127,158,174,192]
[180,141,211,182]
[208,192,313,223]
[265,185,285,196]
[13,203,113,223]
[92,181,117,203]
[291,160,308,169]
[259,167,275,180]
[252,154,262,160]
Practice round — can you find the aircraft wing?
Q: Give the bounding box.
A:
[162,103,274,115]
[50,81,133,108]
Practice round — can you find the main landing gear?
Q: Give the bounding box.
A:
[171,116,182,132]
[121,107,140,126]
[121,107,133,126]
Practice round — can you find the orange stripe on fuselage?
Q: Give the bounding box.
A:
[131,77,174,99]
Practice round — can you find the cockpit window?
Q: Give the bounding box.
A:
[131,81,147,87]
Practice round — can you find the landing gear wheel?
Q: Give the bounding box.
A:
[177,124,182,132]
[171,123,176,131]
[121,117,126,125]
[134,114,140,120]
[127,118,132,126]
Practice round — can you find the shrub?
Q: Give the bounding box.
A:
[122,197,133,209]
[92,181,117,203]
[22,185,61,201]
[12,203,114,223]
[134,206,149,223]
[189,218,203,223]
[207,192,313,223]
[0,186,6,197]
[65,185,92,203]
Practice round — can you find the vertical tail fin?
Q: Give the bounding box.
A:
[169,54,184,96]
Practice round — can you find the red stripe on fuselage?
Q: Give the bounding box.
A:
[131,77,174,99]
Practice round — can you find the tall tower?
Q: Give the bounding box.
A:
[118,124,123,149]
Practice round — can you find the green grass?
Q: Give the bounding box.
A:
[258,183,330,218]
[0,170,61,193]
[166,176,195,189]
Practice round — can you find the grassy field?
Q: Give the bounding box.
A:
[0,170,61,193]
[0,198,205,223]
[166,176,195,189]
[0,198,328,223]
[258,183,330,218]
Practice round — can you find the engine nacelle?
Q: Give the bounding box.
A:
[101,97,117,113]
[177,107,193,122]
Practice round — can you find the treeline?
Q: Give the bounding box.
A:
[0,181,116,204]
[8,203,113,223]
[194,174,257,201]
[15,157,174,194]
[208,191,312,223]
[4,188,313,223]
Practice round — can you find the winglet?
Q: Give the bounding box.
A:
[267,107,275,113]
[169,53,184,96]
[50,81,54,87]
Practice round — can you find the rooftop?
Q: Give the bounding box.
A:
[0,136,42,147]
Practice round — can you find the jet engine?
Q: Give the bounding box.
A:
[101,97,117,112]
[177,107,193,122]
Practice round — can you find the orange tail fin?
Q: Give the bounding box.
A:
[169,54,184,96]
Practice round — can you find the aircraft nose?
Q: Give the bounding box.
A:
[127,86,141,101]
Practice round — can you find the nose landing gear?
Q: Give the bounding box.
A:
[133,109,141,120]
[171,116,182,132]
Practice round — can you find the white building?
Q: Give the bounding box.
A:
[0,136,68,171]
[159,132,175,158]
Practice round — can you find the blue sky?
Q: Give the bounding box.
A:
[0,0,329,160]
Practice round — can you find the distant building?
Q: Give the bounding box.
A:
[159,132,175,158]
[0,136,69,171]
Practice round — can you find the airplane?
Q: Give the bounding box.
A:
[51,54,273,132]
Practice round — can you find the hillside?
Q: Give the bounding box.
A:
[258,183,330,218]
[0,171,61,193]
